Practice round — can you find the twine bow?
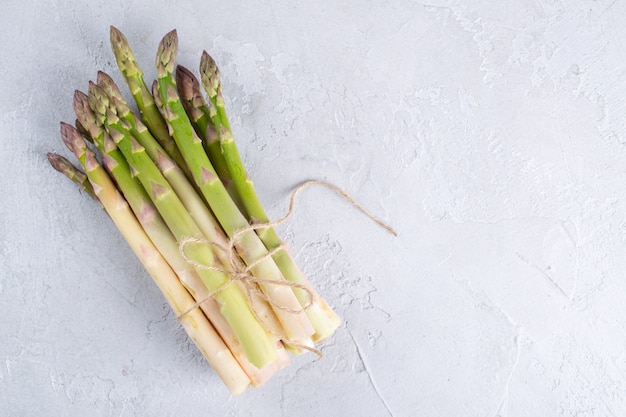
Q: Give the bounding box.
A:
[176,234,315,319]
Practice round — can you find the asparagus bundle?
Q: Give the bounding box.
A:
[48,27,342,395]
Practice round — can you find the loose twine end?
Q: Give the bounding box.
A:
[175,180,397,352]
[289,180,398,237]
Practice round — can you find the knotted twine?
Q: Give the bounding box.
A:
[176,180,398,354]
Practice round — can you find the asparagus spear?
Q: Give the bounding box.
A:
[155,30,315,348]
[199,52,341,341]
[57,126,251,395]
[87,84,278,369]
[198,51,230,132]
[175,65,236,200]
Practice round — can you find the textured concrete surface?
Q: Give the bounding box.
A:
[2,1,626,416]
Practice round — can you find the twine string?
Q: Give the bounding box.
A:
[237,179,399,239]
[175,180,397,353]
[176,237,315,319]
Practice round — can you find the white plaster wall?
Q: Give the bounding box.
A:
[2,1,626,416]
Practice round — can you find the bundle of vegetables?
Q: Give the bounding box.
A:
[48,27,342,395]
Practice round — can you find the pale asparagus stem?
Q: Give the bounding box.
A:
[185,280,291,387]
[155,30,315,347]
[123,196,289,387]
[59,124,250,395]
[200,52,341,341]
[47,152,96,199]
[82,83,288,384]
[87,84,278,369]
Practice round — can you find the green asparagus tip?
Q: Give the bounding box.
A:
[109,26,126,49]
[60,122,85,155]
[47,152,75,175]
[48,152,96,198]
[199,51,220,98]
[73,90,104,144]
[73,90,88,109]
[97,71,124,101]
[176,65,208,116]
[96,72,132,119]
[175,65,197,101]
[156,29,178,76]
[73,90,93,123]
[87,81,110,126]
[88,82,126,129]
[109,26,141,76]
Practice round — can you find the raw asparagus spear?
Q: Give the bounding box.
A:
[175,65,236,198]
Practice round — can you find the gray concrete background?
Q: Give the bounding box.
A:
[2,1,626,416]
